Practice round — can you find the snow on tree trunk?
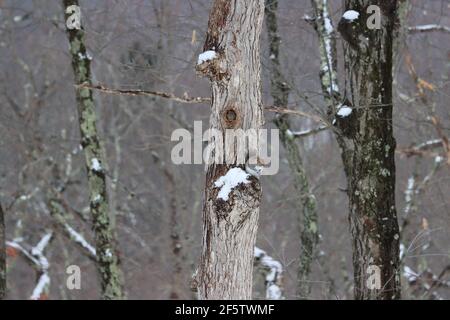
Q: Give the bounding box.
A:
[338,0,401,299]
[62,0,123,300]
[0,204,5,299]
[265,0,318,299]
[194,0,265,300]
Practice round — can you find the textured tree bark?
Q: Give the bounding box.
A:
[0,204,5,299]
[265,0,318,299]
[63,0,123,299]
[195,0,265,300]
[338,0,401,299]
[311,0,401,299]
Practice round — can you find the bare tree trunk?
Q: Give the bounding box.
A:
[62,0,123,299]
[0,204,5,299]
[337,0,401,299]
[265,0,318,299]
[194,0,265,300]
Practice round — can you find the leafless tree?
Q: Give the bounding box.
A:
[193,0,265,299]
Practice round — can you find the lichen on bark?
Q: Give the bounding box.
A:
[266,0,319,299]
[341,0,401,300]
[62,0,123,300]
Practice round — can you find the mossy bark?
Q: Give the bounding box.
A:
[63,0,123,299]
[339,0,401,299]
[265,0,319,299]
[312,0,401,299]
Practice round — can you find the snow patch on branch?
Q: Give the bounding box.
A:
[343,10,360,22]
[91,158,102,172]
[9,233,53,300]
[30,274,50,300]
[404,176,415,215]
[197,50,217,65]
[64,223,97,257]
[337,105,352,117]
[403,265,419,283]
[254,247,283,300]
[320,0,339,94]
[31,233,52,258]
[214,168,250,201]
[408,24,450,33]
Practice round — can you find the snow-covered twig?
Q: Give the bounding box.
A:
[401,156,443,234]
[408,24,450,34]
[49,199,96,259]
[63,224,96,258]
[7,232,53,300]
[402,263,450,300]
[287,125,330,139]
[254,247,283,300]
[398,139,443,158]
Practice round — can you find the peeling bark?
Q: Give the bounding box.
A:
[195,0,265,300]
[62,0,123,299]
[265,0,318,299]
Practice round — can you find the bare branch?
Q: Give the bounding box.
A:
[7,232,53,300]
[265,106,328,124]
[77,83,211,104]
[288,125,330,139]
[408,25,450,34]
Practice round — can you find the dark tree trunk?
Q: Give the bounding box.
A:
[338,0,401,299]
[195,0,265,299]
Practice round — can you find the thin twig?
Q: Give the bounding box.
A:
[77,83,211,104]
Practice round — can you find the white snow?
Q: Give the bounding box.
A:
[254,247,265,258]
[93,194,102,203]
[343,10,360,21]
[91,158,102,172]
[399,243,406,259]
[214,167,250,201]
[404,176,415,214]
[31,233,52,257]
[321,0,339,94]
[254,247,283,300]
[78,52,92,61]
[197,50,217,65]
[267,284,282,300]
[30,274,50,300]
[409,24,450,32]
[285,129,294,139]
[105,248,113,258]
[337,105,352,117]
[403,266,418,282]
[64,224,97,257]
[435,156,443,164]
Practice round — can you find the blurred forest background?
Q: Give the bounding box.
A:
[0,0,449,299]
